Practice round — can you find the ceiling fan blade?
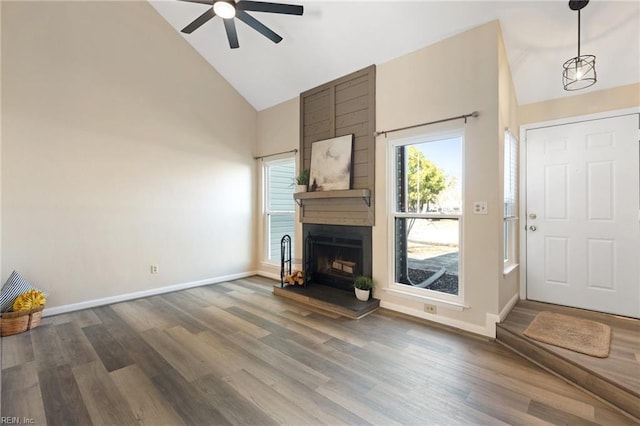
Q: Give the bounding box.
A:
[236,9,283,43]
[237,1,303,16]
[176,0,215,5]
[181,8,216,34]
[223,18,240,49]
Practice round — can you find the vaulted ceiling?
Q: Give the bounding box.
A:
[150,1,640,111]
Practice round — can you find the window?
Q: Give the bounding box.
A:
[264,158,295,263]
[390,130,463,301]
[504,130,518,270]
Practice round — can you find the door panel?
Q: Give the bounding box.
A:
[526,114,639,318]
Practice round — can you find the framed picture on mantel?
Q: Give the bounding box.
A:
[309,134,353,191]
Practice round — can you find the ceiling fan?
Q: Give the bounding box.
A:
[177,0,304,49]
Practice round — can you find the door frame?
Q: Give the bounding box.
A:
[518,107,640,302]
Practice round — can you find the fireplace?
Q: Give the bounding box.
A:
[303,224,372,291]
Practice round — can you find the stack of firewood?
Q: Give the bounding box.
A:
[284,270,304,285]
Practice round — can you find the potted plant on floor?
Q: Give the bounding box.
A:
[353,276,373,301]
[294,169,310,193]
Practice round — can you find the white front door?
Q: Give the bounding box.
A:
[526,114,639,318]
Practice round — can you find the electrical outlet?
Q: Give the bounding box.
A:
[473,201,488,215]
[424,304,437,314]
[150,264,159,274]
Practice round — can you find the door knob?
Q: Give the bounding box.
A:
[529,225,537,231]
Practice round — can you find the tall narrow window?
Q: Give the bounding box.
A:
[391,131,463,300]
[264,158,295,262]
[504,130,518,269]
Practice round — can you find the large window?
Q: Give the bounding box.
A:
[504,130,518,270]
[264,158,295,263]
[391,131,463,300]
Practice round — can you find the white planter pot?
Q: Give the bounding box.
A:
[355,288,370,301]
[295,184,307,193]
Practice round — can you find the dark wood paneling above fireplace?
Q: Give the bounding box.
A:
[299,65,376,226]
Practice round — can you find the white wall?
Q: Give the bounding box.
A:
[1,1,258,310]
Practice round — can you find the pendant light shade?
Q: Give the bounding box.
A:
[563,0,596,91]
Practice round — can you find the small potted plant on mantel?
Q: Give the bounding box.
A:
[353,276,373,301]
[294,169,310,193]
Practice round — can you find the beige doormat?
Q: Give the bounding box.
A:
[523,311,611,358]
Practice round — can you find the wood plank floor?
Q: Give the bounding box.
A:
[1,276,636,425]
[496,299,640,420]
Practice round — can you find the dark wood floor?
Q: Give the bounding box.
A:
[2,276,637,425]
[497,299,640,420]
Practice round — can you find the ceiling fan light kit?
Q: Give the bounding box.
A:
[213,1,236,19]
[563,0,597,91]
[178,0,303,49]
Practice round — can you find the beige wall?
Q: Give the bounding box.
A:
[497,24,520,313]
[519,83,640,125]
[256,98,300,158]
[1,1,257,310]
[0,0,3,398]
[252,21,518,336]
[255,97,301,278]
[375,21,507,335]
[0,0,3,303]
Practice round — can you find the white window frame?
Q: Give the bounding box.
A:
[504,129,518,273]
[387,128,465,307]
[263,156,296,265]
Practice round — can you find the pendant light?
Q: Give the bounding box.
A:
[563,0,596,91]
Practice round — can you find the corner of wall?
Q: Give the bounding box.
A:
[496,20,521,314]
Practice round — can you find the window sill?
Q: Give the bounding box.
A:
[503,263,519,276]
[384,288,468,311]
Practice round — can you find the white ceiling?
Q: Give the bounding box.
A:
[149,0,640,111]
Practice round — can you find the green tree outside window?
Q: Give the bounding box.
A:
[407,146,447,212]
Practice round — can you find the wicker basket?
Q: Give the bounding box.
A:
[0,306,45,337]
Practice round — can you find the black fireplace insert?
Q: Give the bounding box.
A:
[303,224,372,291]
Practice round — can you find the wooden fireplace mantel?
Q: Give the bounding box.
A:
[294,189,371,207]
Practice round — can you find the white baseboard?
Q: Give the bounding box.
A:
[380,300,494,338]
[482,293,520,337]
[256,270,280,282]
[477,293,520,337]
[499,293,520,322]
[43,270,257,317]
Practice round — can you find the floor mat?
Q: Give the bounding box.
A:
[523,311,611,358]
